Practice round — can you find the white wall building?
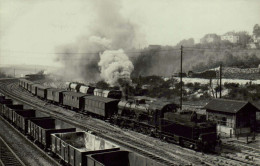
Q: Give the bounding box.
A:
[221,32,239,43]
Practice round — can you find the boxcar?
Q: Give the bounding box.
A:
[22,79,28,89]
[62,92,88,110]
[51,131,119,166]
[23,79,30,89]
[19,79,25,87]
[27,82,34,93]
[79,85,95,95]
[23,79,32,91]
[36,85,49,99]
[47,88,66,104]
[65,82,71,90]
[28,118,76,149]
[86,150,165,166]
[2,104,23,122]
[19,79,25,88]
[70,83,81,92]
[94,89,122,99]
[93,89,103,97]
[32,84,40,95]
[84,96,119,119]
[103,90,122,99]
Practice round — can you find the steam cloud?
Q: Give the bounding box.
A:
[56,0,144,83]
[98,49,134,86]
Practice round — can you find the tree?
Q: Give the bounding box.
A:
[236,31,251,48]
[176,38,195,47]
[253,24,260,37]
[200,34,220,44]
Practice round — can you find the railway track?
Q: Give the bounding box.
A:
[0,137,25,166]
[0,79,182,166]
[1,78,260,166]
[0,115,60,166]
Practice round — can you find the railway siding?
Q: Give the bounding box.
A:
[1,78,260,166]
[0,116,60,166]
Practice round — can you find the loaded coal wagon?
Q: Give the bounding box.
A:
[51,131,120,166]
[86,150,165,166]
[2,104,23,122]
[27,117,76,149]
[0,96,12,116]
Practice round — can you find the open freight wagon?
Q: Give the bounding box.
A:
[2,104,23,122]
[51,131,120,166]
[0,97,12,116]
[28,117,76,149]
[87,150,165,166]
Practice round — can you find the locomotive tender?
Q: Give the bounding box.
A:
[19,79,220,151]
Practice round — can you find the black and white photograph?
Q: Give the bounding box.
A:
[0,0,260,165]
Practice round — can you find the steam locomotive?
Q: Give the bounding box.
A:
[19,79,220,151]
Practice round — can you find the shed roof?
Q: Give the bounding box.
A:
[204,99,256,114]
[84,95,119,103]
[63,91,88,97]
[251,102,260,112]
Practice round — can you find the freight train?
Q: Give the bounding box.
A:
[65,81,122,99]
[19,79,220,151]
[0,95,165,166]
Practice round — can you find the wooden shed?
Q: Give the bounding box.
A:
[204,99,258,136]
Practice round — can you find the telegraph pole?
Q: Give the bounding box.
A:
[219,64,222,98]
[180,45,183,109]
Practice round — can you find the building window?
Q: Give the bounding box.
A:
[221,117,227,126]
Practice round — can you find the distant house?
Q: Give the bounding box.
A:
[200,34,220,43]
[221,32,239,43]
[204,99,258,137]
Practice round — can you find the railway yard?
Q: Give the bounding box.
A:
[0,78,260,166]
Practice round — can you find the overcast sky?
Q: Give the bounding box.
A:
[0,0,259,66]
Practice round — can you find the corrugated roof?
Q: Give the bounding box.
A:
[63,91,89,97]
[204,99,250,113]
[84,95,119,103]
